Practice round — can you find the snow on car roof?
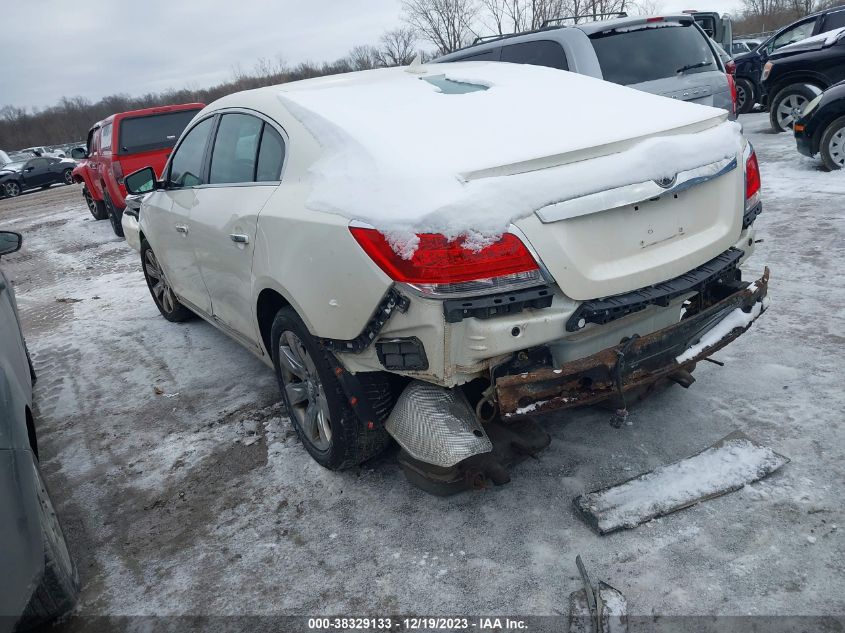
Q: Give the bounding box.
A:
[273,62,741,254]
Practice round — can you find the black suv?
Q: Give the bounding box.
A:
[733,6,845,114]
[763,27,845,131]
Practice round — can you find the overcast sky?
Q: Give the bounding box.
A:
[5,0,741,110]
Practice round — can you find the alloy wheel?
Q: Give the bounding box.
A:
[827,127,845,168]
[278,331,332,451]
[736,84,748,113]
[5,181,21,197]
[144,249,177,314]
[776,94,808,130]
[83,188,95,213]
[63,169,73,185]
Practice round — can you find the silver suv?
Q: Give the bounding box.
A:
[436,14,734,113]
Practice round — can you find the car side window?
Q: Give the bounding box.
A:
[209,113,263,185]
[455,48,501,61]
[771,19,816,50]
[501,40,568,70]
[822,10,845,31]
[168,117,214,188]
[101,123,113,151]
[256,124,286,182]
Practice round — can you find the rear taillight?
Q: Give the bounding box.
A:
[350,227,543,297]
[727,73,737,116]
[112,161,125,185]
[745,147,761,210]
[725,60,736,75]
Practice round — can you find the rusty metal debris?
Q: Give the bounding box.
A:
[497,268,769,419]
[568,555,628,633]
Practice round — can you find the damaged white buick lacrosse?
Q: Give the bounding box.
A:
[123,61,768,494]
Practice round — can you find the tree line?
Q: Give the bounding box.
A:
[2,0,841,149]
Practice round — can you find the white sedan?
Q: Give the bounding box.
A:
[124,62,769,487]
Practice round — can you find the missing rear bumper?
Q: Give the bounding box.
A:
[496,268,770,419]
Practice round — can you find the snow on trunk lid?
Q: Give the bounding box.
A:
[278,62,742,257]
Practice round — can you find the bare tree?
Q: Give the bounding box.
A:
[348,45,382,70]
[402,0,480,54]
[627,0,663,15]
[376,27,419,66]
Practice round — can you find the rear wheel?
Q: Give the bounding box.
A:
[769,84,818,132]
[4,181,21,197]
[140,240,194,322]
[62,169,73,185]
[103,190,124,237]
[17,454,79,630]
[819,115,845,171]
[736,78,755,115]
[271,306,393,469]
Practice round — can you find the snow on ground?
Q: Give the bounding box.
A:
[0,113,843,628]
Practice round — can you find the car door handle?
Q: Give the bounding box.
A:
[229,234,249,244]
[175,224,189,235]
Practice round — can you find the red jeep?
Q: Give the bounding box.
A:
[72,103,204,236]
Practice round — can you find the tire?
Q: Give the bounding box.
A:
[103,189,124,237]
[17,454,79,630]
[736,78,755,115]
[769,84,819,132]
[5,180,21,197]
[83,187,108,221]
[271,306,393,469]
[819,115,845,171]
[140,239,194,322]
[63,169,73,185]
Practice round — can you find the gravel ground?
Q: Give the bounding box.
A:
[1,113,843,630]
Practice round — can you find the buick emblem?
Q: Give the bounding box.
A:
[654,174,677,189]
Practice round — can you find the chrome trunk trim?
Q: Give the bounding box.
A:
[535,156,738,224]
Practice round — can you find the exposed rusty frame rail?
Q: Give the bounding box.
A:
[497,268,770,418]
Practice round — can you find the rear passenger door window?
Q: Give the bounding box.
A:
[501,40,568,70]
[168,117,214,188]
[101,123,113,151]
[209,113,263,185]
[822,10,845,31]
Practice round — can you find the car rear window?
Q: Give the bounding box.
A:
[590,22,717,85]
[118,109,201,155]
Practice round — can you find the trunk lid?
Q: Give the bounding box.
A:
[513,132,745,301]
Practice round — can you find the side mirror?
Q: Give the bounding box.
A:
[70,147,86,160]
[0,231,22,257]
[24,167,33,172]
[124,166,158,195]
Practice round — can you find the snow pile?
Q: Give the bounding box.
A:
[676,301,765,363]
[278,63,742,256]
[577,437,789,533]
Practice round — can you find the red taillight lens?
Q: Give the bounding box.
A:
[745,148,761,208]
[350,227,541,295]
[725,60,736,75]
[112,161,125,184]
[726,74,737,116]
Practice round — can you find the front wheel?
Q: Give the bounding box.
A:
[103,190,124,237]
[271,307,393,469]
[769,84,819,132]
[4,181,21,197]
[83,187,108,221]
[736,78,755,115]
[140,240,194,322]
[819,115,845,171]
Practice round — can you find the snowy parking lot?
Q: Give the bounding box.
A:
[1,112,843,629]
